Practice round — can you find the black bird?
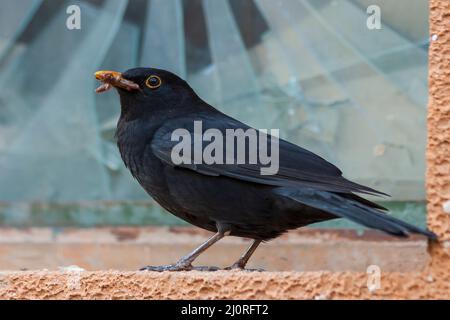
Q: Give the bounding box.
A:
[95,68,437,271]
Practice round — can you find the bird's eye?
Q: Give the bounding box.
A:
[145,75,162,89]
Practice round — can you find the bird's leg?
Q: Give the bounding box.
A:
[225,240,263,271]
[140,232,225,272]
[174,232,225,270]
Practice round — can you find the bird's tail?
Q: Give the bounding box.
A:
[276,188,437,240]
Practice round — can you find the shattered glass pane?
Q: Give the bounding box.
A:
[0,0,429,217]
[0,0,42,60]
[141,0,186,78]
[0,0,128,201]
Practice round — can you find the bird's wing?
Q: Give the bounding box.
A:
[151,113,386,196]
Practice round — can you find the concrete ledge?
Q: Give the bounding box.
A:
[1,228,448,299]
[0,269,449,300]
[0,227,431,272]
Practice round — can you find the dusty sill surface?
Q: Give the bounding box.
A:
[1,227,447,299]
[0,227,448,299]
[0,227,431,272]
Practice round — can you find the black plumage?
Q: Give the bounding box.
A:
[95,67,437,271]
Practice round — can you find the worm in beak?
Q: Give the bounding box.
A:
[95,70,140,93]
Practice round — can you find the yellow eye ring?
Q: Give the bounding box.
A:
[145,75,162,89]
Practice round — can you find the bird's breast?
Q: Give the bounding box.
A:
[116,118,159,181]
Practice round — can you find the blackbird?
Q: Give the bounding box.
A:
[95,67,437,271]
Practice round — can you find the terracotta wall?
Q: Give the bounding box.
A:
[427,0,450,241]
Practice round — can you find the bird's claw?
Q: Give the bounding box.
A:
[190,265,221,272]
[139,264,221,272]
[224,263,244,271]
[139,263,193,272]
[224,263,265,272]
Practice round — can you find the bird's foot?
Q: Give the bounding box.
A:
[139,264,220,272]
[224,263,265,272]
[190,265,221,272]
[139,264,190,272]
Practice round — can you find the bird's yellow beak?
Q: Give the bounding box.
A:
[94,70,139,93]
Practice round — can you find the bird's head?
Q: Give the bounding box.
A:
[95,67,198,119]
